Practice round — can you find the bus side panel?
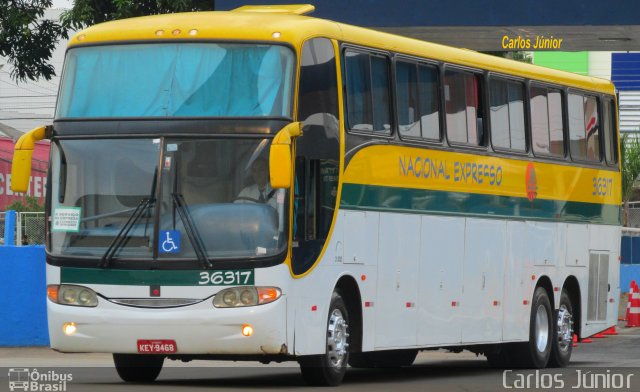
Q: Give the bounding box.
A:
[503,221,536,342]
[460,218,506,343]
[374,212,420,348]
[292,210,379,356]
[417,215,464,345]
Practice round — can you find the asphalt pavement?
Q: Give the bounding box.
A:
[1,322,640,392]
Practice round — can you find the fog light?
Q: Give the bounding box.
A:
[241,324,253,337]
[63,322,77,336]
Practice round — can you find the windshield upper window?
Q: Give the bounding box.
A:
[56,44,295,118]
[50,138,289,262]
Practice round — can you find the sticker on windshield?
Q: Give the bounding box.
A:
[52,207,81,232]
[159,230,181,254]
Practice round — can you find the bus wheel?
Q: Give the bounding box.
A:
[113,354,164,383]
[548,290,573,367]
[299,291,350,386]
[513,287,553,368]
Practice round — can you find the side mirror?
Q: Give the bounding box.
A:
[11,126,50,193]
[269,122,302,189]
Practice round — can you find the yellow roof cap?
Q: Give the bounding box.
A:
[232,4,315,15]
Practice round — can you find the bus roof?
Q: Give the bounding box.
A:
[69,9,615,95]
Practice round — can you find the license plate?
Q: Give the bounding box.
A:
[137,339,177,354]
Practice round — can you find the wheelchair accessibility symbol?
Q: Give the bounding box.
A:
[159,230,181,254]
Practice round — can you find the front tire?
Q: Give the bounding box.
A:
[299,291,350,386]
[113,354,164,383]
[548,290,574,367]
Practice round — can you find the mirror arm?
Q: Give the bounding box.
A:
[11,125,51,193]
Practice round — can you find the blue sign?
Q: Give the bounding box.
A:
[159,230,181,254]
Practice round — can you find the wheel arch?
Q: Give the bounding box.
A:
[562,275,582,338]
[536,275,555,310]
[334,274,363,354]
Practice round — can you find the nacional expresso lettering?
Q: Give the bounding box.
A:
[398,155,503,187]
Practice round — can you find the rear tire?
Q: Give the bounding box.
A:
[113,354,164,383]
[299,291,350,386]
[548,290,574,367]
[510,287,553,368]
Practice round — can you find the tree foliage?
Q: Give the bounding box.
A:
[0,0,68,81]
[1,0,213,82]
[6,195,44,212]
[622,133,640,203]
[61,0,214,31]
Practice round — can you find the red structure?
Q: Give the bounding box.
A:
[0,137,49,211]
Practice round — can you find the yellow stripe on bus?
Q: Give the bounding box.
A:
[343,145,621,206]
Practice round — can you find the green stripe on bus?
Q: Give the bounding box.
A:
[61,267,255,286]
[340,183,621,225]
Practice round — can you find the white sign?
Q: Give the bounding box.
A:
[52,207,81,232]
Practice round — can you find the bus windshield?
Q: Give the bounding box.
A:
[50,138,289,263]
[56,43,295,118]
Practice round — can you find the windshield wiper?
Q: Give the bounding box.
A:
[100,197,154,268]
[171,193,212,269]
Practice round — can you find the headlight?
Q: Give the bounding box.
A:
[48,284,98,307]
[213,287,281,308]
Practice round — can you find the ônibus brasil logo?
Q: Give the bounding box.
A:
[8,368,72,392]
[525,163,538,202]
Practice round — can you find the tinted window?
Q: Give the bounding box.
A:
[418,65,441,139]
[396,61,441,140]
[396,61,420,136]
[345,52,372,131]
[490,78,525,151]
[345,50,391,134]
[371,56,391,133]
[531,86,564,157]
[569,93,600,162]
[445,69,483,145]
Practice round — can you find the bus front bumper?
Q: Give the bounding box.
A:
[47,296,288,355]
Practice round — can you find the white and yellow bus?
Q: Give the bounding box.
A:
[12,4,621,386]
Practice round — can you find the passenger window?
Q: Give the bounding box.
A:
[531,86,564,157]
[569,93,600,162]
[603,98,617,164]
[371,56,391,133]
[345,50,391,134]
[489,78,525,151]
[445,69,484,146]
[396,61,441,140]
[345,52,372,131]
[396,61,420,137]
[418,65,441,139]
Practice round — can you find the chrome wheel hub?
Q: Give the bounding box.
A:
[535,304,550,353]
[556,305,573,352]
[327,309,349,368]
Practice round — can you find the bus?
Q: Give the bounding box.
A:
[11,4,621,386]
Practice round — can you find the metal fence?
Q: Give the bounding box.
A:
[628,202,640,228]
[0,211,45,246]
[16,212,45,245]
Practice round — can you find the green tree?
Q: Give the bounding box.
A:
[621,133,640,226]
[61,0,214,31]
[0,0,68,81]
[1,0,213,82]
[6,195,44,212]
